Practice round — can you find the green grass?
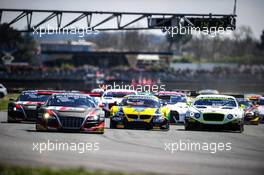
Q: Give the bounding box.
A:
[0,93,19,112]
[0,164,152,175]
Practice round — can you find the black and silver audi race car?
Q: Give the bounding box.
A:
[7,90,57,122]
[36,93,105,134]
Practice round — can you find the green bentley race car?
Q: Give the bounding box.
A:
[185,95,244,133]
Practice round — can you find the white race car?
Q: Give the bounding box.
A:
[257,97,264,123]
[101,89,137,117]
[157,91,188,123]
[185,95,244,132]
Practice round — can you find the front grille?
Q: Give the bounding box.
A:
[58,116,84,129]
[203,113,224,121]
[170,111,179,121]
[24,109,38,120]
[139,115,152,120]
[127,114,138,119]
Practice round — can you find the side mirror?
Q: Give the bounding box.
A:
[36,103,42,109]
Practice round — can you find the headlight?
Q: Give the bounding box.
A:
[190,112,194,117]
[87,115,99,120]
[44,113,51,119]
[153,115,164,123]
[194,113,200,119]
[43,110,55,119]
[227,114,233,120]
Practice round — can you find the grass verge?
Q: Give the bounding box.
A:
[0,164,151,175]
[0,93,19,112]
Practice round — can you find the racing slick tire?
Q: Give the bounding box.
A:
[185,122,193,131]
[110,120,117,129]
[232,123,244,133]
[237,123,244,133]
[161,123,170,131]
[0,92,4,98]
[7,116,20,123]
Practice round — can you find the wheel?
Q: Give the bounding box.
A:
[161,123,170,131]
[237,123,244,133]
[0,92,4,98]
[7,116,19,123]
[185,122,193,131]
[105,111,110,118]
[36,124,40,131]
[110,120,116,129]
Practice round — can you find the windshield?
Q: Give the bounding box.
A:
[104,91,136,98]
[47,94,95,107]
[19,93,50,102]
[158,95,170,102]
[194,98,237,107]
[239,101,252,109]
[170,96,187,104]
[158,95,186,104]
[120,98,159,108]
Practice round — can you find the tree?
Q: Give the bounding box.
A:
[0,23,37,64]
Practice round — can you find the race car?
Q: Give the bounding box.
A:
[238,100,261,125]
[110,95,170,130]
[0,83,7,98]
[156,91,188,124]
[198,89,219,95]
[257,97,264,123]
[244,94,262,105]
[185,95,244,132]
[36,93,105,134]
[101,89,137,117]
[7,90,57,122]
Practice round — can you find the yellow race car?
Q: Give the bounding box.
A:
[110,95,170,130]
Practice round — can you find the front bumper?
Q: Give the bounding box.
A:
[111,115,169,130]
[185,117,243,129]
[36,117,105,133]
[8,108,38,122]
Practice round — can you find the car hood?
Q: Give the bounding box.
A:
[46,106,96,118]
[166,103,188,112]
[192,105,237,114]
[121,106,157,115]
[102,97,123,104]
[16,101,45,105]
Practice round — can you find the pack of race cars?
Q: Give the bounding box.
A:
[7,89,264,133]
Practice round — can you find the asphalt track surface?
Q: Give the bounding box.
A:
[0,112,264,175]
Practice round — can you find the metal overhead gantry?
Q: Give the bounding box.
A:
[0,9,236,32]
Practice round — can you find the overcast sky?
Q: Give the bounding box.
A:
[0,0,263,38]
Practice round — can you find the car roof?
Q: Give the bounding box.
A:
[157,91,185,96]
[103,89,137,94]
[124,94,159,101]
[196,94,236,100]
